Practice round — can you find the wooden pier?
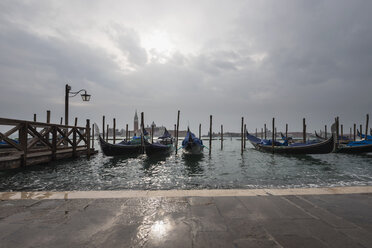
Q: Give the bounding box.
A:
[0,117,96,170]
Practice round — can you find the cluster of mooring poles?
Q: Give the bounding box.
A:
[99,110,232,156]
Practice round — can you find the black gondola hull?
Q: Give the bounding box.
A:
[145,143,174,156]
[99,136,142,156]
[335,143,372,153]
[247,132,334,154]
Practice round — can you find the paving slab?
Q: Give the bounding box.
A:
[1,187,372,247]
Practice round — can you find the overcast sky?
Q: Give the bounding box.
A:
[1,0,372,133]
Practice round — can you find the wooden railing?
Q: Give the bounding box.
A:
[0,117,91,167]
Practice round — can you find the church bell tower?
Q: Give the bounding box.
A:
[134,110,138,135]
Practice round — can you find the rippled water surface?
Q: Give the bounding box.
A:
[1,139,372,191]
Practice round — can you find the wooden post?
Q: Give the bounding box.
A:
[74,117,78,126]
[221,124,223,150]
[241,117,244,155]
[199,123,201,140]
[261,128,263,139]
[176,110,180,154]
[244,124,246,149]
[350,127,352,141]
[52,126,57,160]
[354,123,356,141]
[360,124,362,140]
[255,128,257,137]
[106,124,109,142]
[33,114,36,122]
[303,118,306,143]
[113,118,116,144]
[151,124,154,143]
[336,117,339,144]
[365,114,369,140]
[19,123,28,167]
[46,110,51,142]
[272,118,275,152]
[264,124,267,139]
[174,124,176,139]
[73,124,77,158]
[341,124,343,141]
[285,124,288,140]
[325,125,327,139]
[141,112,145,154]
[126,124,129,141]
[86,119,91,159]
[102,115,105,139]
[209,115,212,155]
[92,123,95,149]
[60,117,63,125]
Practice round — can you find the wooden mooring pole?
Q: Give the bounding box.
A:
[92,123,95,149]
[244,124,246,149]
[336,117,340,145]
[126,124,128,141]
[209,115,212,156]
[102,115,105,140]
[341,124,343,141]
[303,118,306,143]
[113,118,116,144]
[354,124,356,141]
[272,118,275,152]
[199,123,201,140]
[86,119,91,159]
[151,124,154,143]
[176,110,180,154]
[350,127,352,141]
[46,110,51,141]
[141,112,144,154]
[33,114,36,122]
[261,128,263,139]
[285,124,288,140]
[360,124,363,140]
[106,124,109,142]
[365,114,369,140]
[60,117,63,125]
[241,117,244,155]
[221,124,223,150]
[264,124,267,140]
[325,125,327,139]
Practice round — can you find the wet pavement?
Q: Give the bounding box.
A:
[1,189,372,247]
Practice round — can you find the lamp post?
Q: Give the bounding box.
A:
[65,84,91,126]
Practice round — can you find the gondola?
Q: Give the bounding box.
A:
[357,130,372,140]
[99,135,142,156]
[145,128,174,156]
[334,139,372,153]
[181,129,204,154]
[315,130,349,142]
[246,132,334,154]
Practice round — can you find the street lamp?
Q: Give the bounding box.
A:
[65,84,91,126]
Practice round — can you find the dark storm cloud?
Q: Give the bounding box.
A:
[1,0,372,132]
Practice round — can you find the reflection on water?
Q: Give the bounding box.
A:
[182,153,204,176]
[1,139,372,191]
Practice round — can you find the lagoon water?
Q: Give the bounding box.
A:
[1,138,372,191]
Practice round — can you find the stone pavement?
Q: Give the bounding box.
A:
[1,187,372,248]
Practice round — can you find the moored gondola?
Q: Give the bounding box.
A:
[334,140,372,153]
[182,129,204,154]
[99,135,142,156]
[145,128,174,156]
[246,132,334,154]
